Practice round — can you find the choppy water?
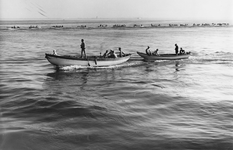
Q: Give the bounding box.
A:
[0,19,233,150]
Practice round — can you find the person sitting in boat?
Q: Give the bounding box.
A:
[145,46,151,55]
[112,50,118,58]
[118,47,125,57]
[53,50,58,55]
[103,50,109,58]
[108,50,118,58]
[179,48,185,55]
[152,49,159,56]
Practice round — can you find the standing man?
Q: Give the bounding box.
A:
[118,47,125,57]
[175,44,179,55]
[80,39,86,58]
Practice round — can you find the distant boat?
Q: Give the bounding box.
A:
[137,52,190,61]
[7,26,20,30]
[8,28,17,30]
[45,53,131,67]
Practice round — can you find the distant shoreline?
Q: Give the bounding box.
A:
[1,20,231,31]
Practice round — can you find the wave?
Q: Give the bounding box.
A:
[189,51,233,64]
[59,61,145,71]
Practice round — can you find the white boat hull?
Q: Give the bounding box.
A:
[45,53,131,67]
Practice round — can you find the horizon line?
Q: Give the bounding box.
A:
[0,17,232,22]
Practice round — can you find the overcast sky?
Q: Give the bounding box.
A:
[0,0,232,21]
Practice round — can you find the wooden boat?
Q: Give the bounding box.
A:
[137,51,190,61]
[45,53,131,67]
[7,27,20,30]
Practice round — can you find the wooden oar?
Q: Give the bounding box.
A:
[94,57,97,65]
[87,57,91,66]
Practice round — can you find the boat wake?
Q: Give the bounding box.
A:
[59,61,145,71]
[188,51,233,64]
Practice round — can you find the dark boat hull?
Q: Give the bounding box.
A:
[137,52,190,61]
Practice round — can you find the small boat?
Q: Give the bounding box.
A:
[45,53,131,67]
[137,51,190,61]
[7,27,20,30]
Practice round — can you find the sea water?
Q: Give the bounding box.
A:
[0,19,233,150]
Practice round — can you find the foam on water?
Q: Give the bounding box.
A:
[58,60,145,71]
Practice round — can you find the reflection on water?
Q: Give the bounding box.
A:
[47,69,90,91]
[1,21,233,150]
[44,68,122,95]
[175,61,180,71]
[47,69,89,82]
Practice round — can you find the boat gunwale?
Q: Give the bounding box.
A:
[137,51,190,60]
[45,53,131,61]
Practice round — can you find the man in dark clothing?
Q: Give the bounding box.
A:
[103,50,109,58]
[118,47,125,57]
[80,39,86,58]
[145,46,151,55]
[175,44,179,55]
